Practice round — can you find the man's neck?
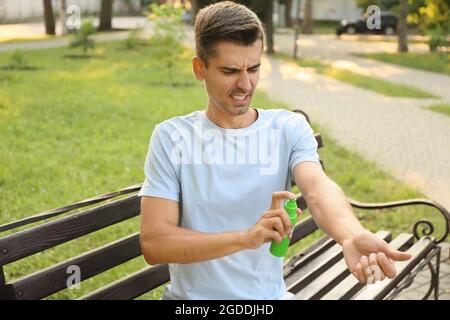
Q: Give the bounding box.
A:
[204,107,258,129]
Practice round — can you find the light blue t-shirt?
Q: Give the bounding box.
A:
[138,108,320,300]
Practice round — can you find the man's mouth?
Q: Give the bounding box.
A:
[230,93,251,105]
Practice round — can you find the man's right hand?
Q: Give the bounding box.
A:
[244,191,302,249]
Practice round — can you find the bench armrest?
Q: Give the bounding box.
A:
[348,197,450,244]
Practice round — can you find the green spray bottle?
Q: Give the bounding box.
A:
[270,198,298,257]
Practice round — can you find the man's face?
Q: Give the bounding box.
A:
[193,40,263,116]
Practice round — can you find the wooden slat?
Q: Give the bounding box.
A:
[9,233,141,300]
[284,235,331,278]
[284,235,334,283]
[0,195,140,266]
[286,231,391,294]
[289,216,319,247]
[320,233,414,300]
[314,134,323,149]
[353,237,435,300]
[297,231,399,300]
[80,264,170,300]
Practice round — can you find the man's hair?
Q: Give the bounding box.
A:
[194,1,264,67]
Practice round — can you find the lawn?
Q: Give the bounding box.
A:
[354,52,450,76]
[423,102,450,117]
[275,53,437,98]
[0,42,443,299]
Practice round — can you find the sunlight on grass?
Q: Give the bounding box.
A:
[355,52,450,76]
[423,103,450,117]
[275,53,437,98]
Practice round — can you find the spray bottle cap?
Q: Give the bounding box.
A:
[285,198,297,215]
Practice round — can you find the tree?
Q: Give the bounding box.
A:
[149,3,186,86]
[301,0,313,34]
[263,0,275,54]
[98,0,113,31]
[60,0,68,35]
[43,0,56,35]
[281,0,293,27]
[293,0,301,58]
[398,0,409,52]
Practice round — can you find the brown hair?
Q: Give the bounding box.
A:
[194,1,264,67]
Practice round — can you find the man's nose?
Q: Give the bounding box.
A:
[236,71,252,93]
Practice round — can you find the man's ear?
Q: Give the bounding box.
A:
[192,56,205,81]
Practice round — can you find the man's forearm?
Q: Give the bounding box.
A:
[141,226,248,264]
[304,176,366,245]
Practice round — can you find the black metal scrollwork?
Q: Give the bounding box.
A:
[349,198,450,244]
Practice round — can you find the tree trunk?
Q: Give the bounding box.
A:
[43,0,55,35]
[301,0,313,34]
[285,0,293,28]
[60,0,67,35]
[98,0,113,32]
[264,0,275,54]
[293,0,301,59]
[191,0,200,24]
[398,0,409,52]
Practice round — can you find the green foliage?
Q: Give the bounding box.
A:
[8,49,29,69]
[70,21,96,53]
[122,28,145,50]
[148,3,186,86]
[414,0,450,51]
[427,26,448,50]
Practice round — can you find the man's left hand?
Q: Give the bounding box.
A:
[342,231,412,284]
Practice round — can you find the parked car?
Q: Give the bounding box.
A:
[336,12,399,36]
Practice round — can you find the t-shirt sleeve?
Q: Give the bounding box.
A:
[138,124,181,202]
[289,113,320,176]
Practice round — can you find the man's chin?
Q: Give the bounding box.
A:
[232,105,250,115]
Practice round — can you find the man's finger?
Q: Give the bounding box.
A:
[355,262,366,283]
[270,191,296,210]
[263,209,292,233]
[267,217,286,240]
[360,255,369,281]
[377,252,396,278]
[368,253,385,283]
[383,245,412,262]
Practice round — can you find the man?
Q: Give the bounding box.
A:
[139,1,412,300]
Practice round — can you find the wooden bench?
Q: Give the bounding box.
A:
[1,109,449,300]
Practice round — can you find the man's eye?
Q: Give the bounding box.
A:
[249,68,259,73]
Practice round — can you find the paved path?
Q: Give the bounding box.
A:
[272,32,450,103]
[395,242,450,300]
[0,17,148,52]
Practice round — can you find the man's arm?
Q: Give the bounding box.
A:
[140,196,247,265]
[140,192,296,265]
[293,161,412,283]
[293,161,366,245]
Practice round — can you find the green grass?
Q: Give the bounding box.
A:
[275,53,437,98]
[355,52,450,76]
[0,42,444,300]
[423,102,450,117]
